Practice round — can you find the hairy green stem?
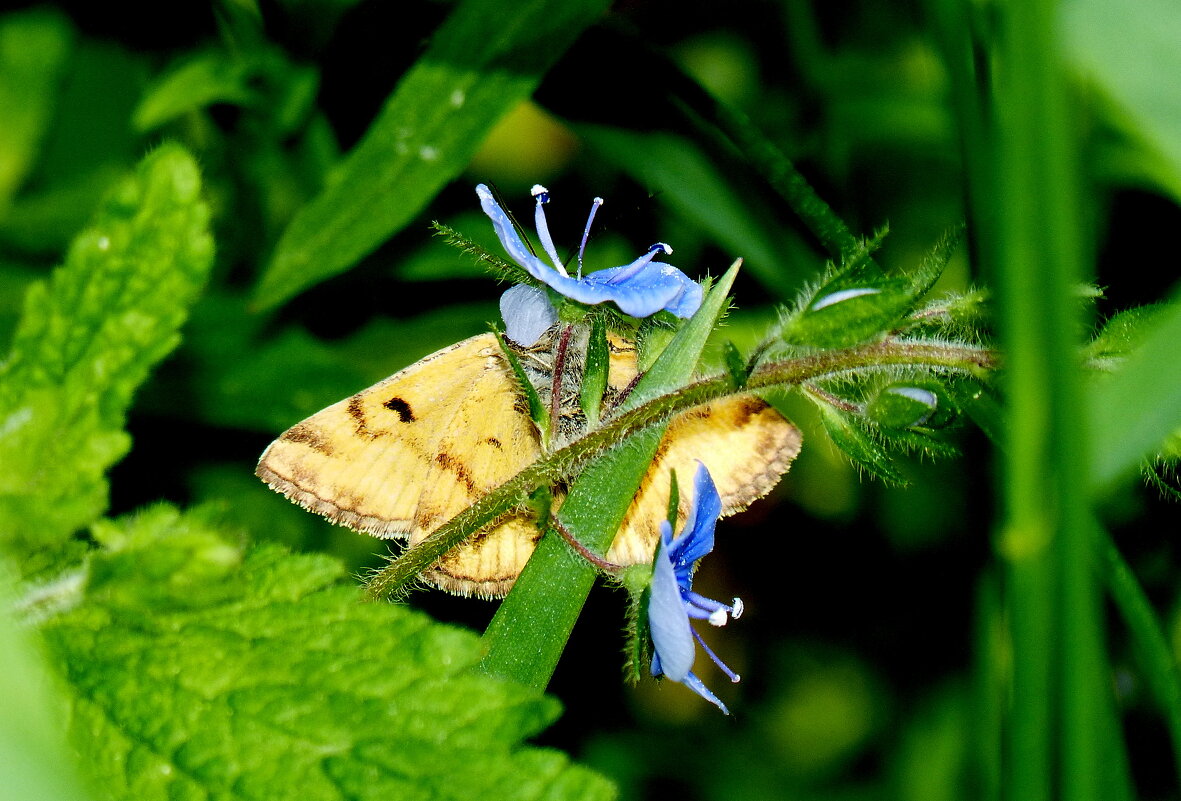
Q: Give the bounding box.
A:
[364,338,996,600]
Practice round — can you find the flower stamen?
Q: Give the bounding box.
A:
[531,184,567,276]
[577,196,604,279]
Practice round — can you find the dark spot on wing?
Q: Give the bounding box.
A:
[734,396,767,427]
[282,423,334,455]
[435,451,478,495]
[383,396,415,422]
[347,396,374,438]
[484,437,503,449]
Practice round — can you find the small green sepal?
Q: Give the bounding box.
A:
[866,382,959,430]
[494,331,550,440]
[815,402,909,485]
[579,314,610,428]
[722,340,748,389]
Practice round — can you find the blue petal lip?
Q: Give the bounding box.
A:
[667,462,722,578]
[680,671,730,715]
[648,523,695,682]
[477,183,703,319]
[647,463,741,714]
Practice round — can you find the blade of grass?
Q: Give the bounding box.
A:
[253,0,610,309]
[987,0,1121,798]
[1099,527,1181,784]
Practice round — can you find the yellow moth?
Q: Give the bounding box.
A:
[257,330,801,597]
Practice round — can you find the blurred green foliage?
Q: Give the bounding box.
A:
[0,1,1179,800]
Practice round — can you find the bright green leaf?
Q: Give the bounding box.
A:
[1085,303,1167,364]
[578,315,610,429]
[783,278,915,348]
[0,560,94,801]
[254,0,612,310]
[0,145,214,553]
[1065,0,1181,203]
[778,234,945,349]
[1088,294,1181,492]
[34,506,614,801]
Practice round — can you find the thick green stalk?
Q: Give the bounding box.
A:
[988,0,1116,799]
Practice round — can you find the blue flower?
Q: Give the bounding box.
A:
[477,184,702,345]
[647,461,743,714]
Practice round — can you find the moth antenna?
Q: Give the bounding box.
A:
[531,184,568,276]
[578,196,604,279]
[488,182,538,258]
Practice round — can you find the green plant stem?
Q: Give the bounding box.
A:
[1100,529,1181,782]
[696,100,863,260]
[987,0,1118,798]
[363,338,996,600]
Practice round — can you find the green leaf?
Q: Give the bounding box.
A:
[0,8,74,215]
[1085,303,1168,364]
[1088,295,1181,492]
[253,0,612,310]
[497,331,551,439]
[0,560,94,801]
[1064,0,1181,203]
[777,224,959,350]
[34,506,613,801]
[132,50,262,132]
[479,264,738,690]
[780,265,943,352]
[132,48,320,136]
[815,403,908,486]
[0,144,214,553]
[578,315,609,429]
[721,340,747,388]
[576,125,803,297]
[783,280,914,348]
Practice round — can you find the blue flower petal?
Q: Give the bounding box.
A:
[680,671,731,715]
[646,463,742,713]
[576,258,703,319]
[477,183,703,320]
[477,184,554,276]
[668,462,722,574]
[500,284,557,346]
[648,521,695,682]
